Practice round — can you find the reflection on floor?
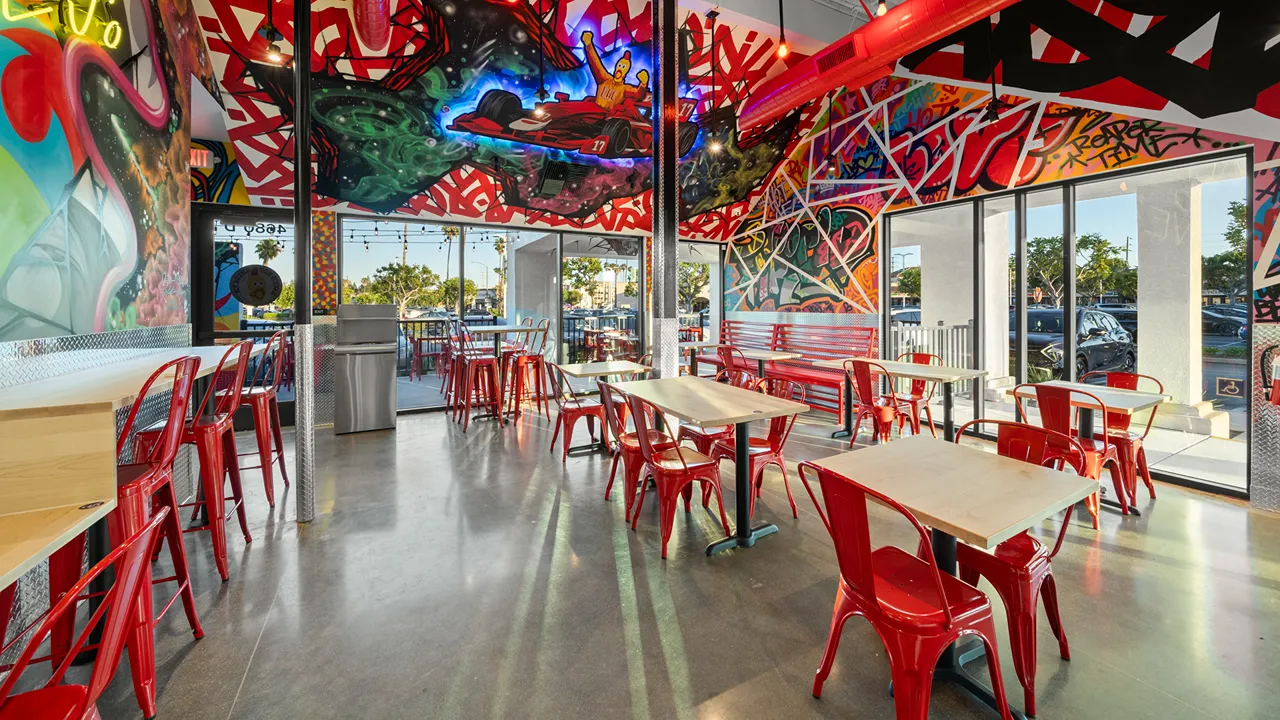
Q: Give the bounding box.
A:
[81,411,1279,719]
[928,397,1249,492]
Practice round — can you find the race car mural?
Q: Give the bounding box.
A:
[450,32,698,159]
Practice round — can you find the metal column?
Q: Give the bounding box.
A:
[293,0,315,523]
[649,0,679,378]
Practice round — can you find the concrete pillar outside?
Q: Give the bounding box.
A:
[918,238,973,327]
[1136,181,1227,436]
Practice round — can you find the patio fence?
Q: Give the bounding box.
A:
[889,322,977,395]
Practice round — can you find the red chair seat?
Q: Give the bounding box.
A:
[115,463,161,492]
[872,546,991,627]
[0,685,96,720]
[618,431,677,452]
[650,447,716,471]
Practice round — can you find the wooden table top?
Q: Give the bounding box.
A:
[813,357,989,383]
[809,435,1096,549]
[611,375,809,427]
[0,345,265,415]
[466,326,546,335]
[735,348,803,362]
[1007,380,1168,415]
[557,361,650,378]
[0,500,116,588]
[679,341,722,350]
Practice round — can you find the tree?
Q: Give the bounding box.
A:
[441,277,477,310]
[255,237,282,266]
[563,288,583,306]
[563,257,603,305]
[1026,235,1065,307]
[368,263,440,317]
[896,266,921,299]
[1202,200,1248,302]
[1111,267,1138,302]
[1075,232,1127,303]
[678,262,710,310]
[276,281,295,310]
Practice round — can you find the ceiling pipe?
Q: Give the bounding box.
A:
[352,0,392,52]
[738,0,1018,131]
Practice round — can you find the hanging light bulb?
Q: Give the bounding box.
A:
[708,140,722,154]
[266,42,283,64]
[826,157,838,178]
[876,0,888,16]
[776,0,789,58]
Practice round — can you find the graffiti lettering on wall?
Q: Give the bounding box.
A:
[0,0,216,342]
[901,2,1280,133]
[727,77,1276,314]
[194,0,805,240]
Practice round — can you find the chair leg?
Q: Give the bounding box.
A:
[975,619,1016,720]
[1137,445,1156,498]
[1041,573,1070,660]
[106,504,158,719]
[813,585,857,698]
[658,492,678,559]
[549,415,562,456]
[270,397,290,487]
[251,399,275,507]
[710,479,731,533]
[848,414,866,449]
[922,404,937,438]
[631,473,650,530]
[222,431,252,544]
[562,413,580,462]
[47,532,87,669]
[155,481,204,639]
[623,454,645,522]
[994,577,1041,718]
[605,450,621,501]
[1105,460,1129,515]
[194,432,231,581]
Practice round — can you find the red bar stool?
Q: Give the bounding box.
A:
[598,382,676,521]
[506,319,551,419]
[455,325,502,431]
[625,394,731,558]
[137,341,254,581]
[0,511,168,720]
[228,331,290,507]
[895,351,943,437]
[1080,370,1163,501]
[796,462,1014,718]
[945,419,1085,717]
[843,359,912,445]
[1013,383,1127,527]
[710,378,805,519]
[547,363,604,460]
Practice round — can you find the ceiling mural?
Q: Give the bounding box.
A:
[194,0,810,239]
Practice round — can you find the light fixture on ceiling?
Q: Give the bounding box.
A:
[534,0,549,118]
[825,91,840,178]
[980,18,1006,125]
[266,42,283,64]
[257,0,286,65]
[707,9,721,153]
[776,0,789,59]
[877,0,888,17]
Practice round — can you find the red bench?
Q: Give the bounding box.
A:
[690,320,878,419]
[768,325,878,418]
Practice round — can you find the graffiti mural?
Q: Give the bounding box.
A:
[726,77,1277,314]
[311,211,337,315]
[193,0,804,239]
[0,0,215,341]
[191,138,250,204]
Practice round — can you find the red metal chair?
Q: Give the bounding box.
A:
[950,419,1087,717]
[0,510,168,720]
[626,394,732,558]
[506,319,551,419]
[843,359,912,446]
[599,382,676,521]
[547,363,605,461]
[1080,370,1163,501]
[228,331,290,507]
[709,378,805,519]
[895,352,943,437]
[676,368,757,453]
[1013,383,1127,527]
[796,461,1014,719]
[717,345,753,373]
[137,341,254,581]
[454,324,503,431]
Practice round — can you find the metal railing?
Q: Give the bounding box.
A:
[562,314,639,363]
[890,321,976,395]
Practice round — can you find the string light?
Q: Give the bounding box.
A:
[707,9,721,153]
[877,0,888,16]
[776,0,789,58]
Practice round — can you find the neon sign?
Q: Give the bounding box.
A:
[3,0,123,49]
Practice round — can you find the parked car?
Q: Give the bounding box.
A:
[1105,308,1139,341]
[1093,302,1135,311]
[1203,306,1247,336]
[891,307,921,325]
[1012,308,1136,378]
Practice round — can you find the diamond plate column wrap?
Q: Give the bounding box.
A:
[649,0,679,379]
[1252,323,1280,511]
[294,0,316,522]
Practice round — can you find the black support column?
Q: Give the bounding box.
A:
[649,0,679,377]
[293,0,315,522]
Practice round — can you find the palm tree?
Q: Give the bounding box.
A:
[256,237,282,266]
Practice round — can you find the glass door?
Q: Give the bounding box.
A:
[561,234,643,391]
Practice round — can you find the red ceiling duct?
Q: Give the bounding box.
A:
[738,0,1019,131]
[353,0,392,52]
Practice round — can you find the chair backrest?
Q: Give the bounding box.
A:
[528,318,551,356]
[546,364,579,410]
[192,341,252,420]
[895,351,942,398]
[760,378,805,452]
[1013,383,1111,453]
[249,331,289,392]
[844,359,896,406]
[717,345,751,372]
[714,368,759,390]
[797,462,954,629]
[0,509,168,713]
[635,354,655,379]
[118,356,201,465]
[1080,370,1163,435]
[597,381,628,445]
[625,393,688,470]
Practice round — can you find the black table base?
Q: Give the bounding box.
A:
[707,422,777,555]
[832,375,854,439]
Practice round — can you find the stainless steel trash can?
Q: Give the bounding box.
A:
[335,305,398,434]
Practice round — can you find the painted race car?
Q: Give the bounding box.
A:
[449,89,700,159]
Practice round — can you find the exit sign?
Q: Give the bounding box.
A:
[190,147,214,168]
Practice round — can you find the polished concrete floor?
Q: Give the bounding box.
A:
[72,410,1280,719]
